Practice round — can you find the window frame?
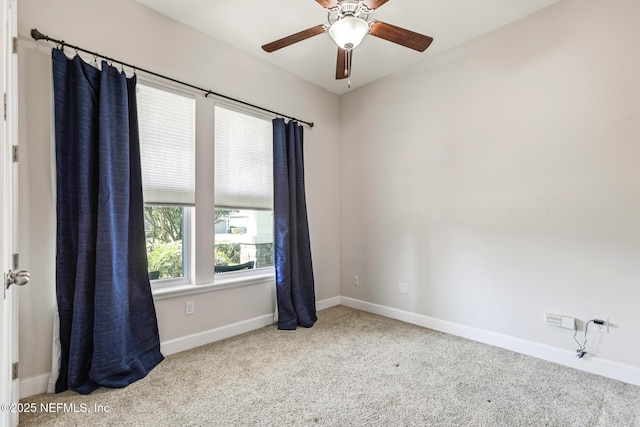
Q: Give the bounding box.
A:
[137,78,276,293]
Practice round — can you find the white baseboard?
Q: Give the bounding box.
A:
[317,296,341,311]
[19,373,50,399]
[161,296,341,356]
[160,313,275,356]
[340,296,640,387]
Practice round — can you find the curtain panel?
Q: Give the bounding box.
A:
[52,49,163,394]
[273,118,317,330]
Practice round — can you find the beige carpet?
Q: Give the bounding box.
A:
[19,305,640,426]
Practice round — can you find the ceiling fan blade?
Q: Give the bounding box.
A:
[369,21,433,52]
[335,48,352,80]
[315,0,339,8]
[262,25,326,52]
[363,0,390,10]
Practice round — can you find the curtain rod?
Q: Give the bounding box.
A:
[30,28,314,128]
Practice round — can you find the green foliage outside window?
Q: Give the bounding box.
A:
[147,241,183,279]
[145,206,183,279]
[215,243,241,266]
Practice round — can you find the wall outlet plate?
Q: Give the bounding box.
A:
[546,313,562,327]
[561,316,576,330]
[185,301,195,315]
[398,282,409,294]
[593,317,609,333]
[545,313,575,330]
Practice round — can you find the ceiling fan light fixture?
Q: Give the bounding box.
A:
[328,16,369,50]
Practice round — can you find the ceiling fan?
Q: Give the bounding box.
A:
[261,0,434,80]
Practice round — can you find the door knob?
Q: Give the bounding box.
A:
[5,270,30,289]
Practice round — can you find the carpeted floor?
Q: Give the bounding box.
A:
[19,305,640,426]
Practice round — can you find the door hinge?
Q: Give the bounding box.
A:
[3,92,6,121]
[12,253,19,270]
[12,362,18,380]
[12,145,18,162]
[12,37,18,54]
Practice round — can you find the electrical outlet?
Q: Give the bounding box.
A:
[398,282,409,294]
[561,316,576,330]
[593,317,609,333]
[185,301,195,316]
[353,275,360,286]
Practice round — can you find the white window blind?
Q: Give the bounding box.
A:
[214,105,273,210]
[138,82,195,206]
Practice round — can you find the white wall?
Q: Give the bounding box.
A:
[17,0,341,388]
[341,0,640,380]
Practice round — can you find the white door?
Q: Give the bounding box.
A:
[2,0,20,426]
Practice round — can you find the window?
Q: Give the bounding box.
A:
[214,105,274,273]
[137,82,274,288]
[138,82,195,285]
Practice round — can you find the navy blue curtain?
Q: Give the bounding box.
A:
[273,118,317,330]
[52,49,163,394]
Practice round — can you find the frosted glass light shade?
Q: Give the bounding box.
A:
[328,16,368,50]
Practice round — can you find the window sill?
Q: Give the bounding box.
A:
[152,269,275,301]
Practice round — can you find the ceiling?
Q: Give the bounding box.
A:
[135,0,562,95]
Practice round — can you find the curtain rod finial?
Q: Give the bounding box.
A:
[31,28,48,41]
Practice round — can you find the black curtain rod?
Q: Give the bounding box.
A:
[30,28,314,128]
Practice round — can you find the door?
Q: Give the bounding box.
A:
[2,0,19,426]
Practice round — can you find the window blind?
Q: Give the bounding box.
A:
[214,105,273,210]
[138,82,195,206]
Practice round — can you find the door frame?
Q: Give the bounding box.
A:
[1,0,19,425]
[0,3,10,421]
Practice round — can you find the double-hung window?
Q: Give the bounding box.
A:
[138,82,195,286]
[214,104,274,275]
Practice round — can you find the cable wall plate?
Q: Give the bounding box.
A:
[546,313,562,327]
